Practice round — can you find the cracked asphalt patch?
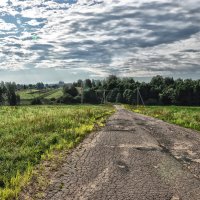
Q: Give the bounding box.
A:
[21,106,200,200]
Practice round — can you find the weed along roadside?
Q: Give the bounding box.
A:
[0,105,115,200]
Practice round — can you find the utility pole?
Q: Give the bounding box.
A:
[136,87,145,107]
[103,89,106,104]
[137,87,139,107]
[138,88,145,106]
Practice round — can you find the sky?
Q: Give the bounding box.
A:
[0,0,200,83]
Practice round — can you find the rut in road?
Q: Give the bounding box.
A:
[23,106,200,200]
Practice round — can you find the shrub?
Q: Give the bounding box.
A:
[31,98,42,105]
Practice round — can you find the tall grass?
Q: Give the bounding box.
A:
[126,105,200,131]
[0,105,114,199]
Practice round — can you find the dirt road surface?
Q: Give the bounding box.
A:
[25,106,200,200]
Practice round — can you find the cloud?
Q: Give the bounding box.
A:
[0,0,200,79]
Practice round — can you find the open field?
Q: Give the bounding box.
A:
[0,105,114,199]
[17,88,63,101]
[44,89,63,99]
[126,105,200,131]
[17,89,40,100]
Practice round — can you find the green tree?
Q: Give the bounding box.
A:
[159,87,175,105]
[174,79,194,105]
[138,82,150,102]
[63,85,78,97]
[5,82,20,106]
[0,82,7,105]
[84,79,92,89]
[62,93,74,104]
[31,98,42,105]
[150,75,164,90]
[83,89,99,104]
[73,95,81,104]
[36,82,44,90]
[116,93,123,103]
[106,75,119,90]
[77,79,83,87]
[107,88,119,102]
[194,80,200,105]
[164,77,174,86]
[123,89,135,104]
[95,80,102,88]
[92,80,96,88]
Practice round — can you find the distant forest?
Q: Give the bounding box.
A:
[1,75,200,106]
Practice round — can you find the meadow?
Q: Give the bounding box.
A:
[0,105,114,199]
[17,88,63,101]
[126,105,200,131]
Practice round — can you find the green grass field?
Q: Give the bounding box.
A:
[44,88,63,99]
[0,105,114,199]
[126,105,200,131]
[17,89,43,99]
[17,88,63,100]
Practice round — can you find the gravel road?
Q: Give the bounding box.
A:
[26,106,200,200]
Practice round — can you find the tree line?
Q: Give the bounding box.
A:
[1,75,200,106]
[60,75,200,106]
[0,81,64,106]
[0,82,20,106]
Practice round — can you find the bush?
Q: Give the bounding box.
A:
[31,98,42,105]
[73,95,81,103]
[63,85,78,97]
[57,93,74,104]
[83,89,99,104]
[145,98,159,105]
[50,97,56,102]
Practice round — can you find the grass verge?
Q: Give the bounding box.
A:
[0,105,114,200]
[125,105,200,131]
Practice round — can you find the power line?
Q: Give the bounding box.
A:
[80,87,145,106]
[138,89,145,106]
[137,87,145,107]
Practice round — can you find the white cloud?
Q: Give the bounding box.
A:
[0,19,16,31]
[0,0,200,79]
